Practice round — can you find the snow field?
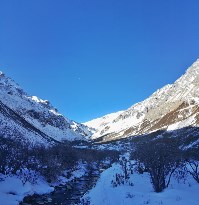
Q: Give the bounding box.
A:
[81,163,199,205]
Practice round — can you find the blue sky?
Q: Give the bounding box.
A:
[1,0,199,122]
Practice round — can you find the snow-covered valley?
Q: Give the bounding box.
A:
[1,59,199,205]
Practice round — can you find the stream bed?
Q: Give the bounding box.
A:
[20,166,107,205]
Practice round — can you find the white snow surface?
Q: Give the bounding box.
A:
[0,174,53,205]
[167,114,197,131]
[85,111,123,130]
[81,163,199,205]
[84,111,123,138]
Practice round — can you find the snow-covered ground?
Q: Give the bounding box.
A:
[0,174,53,205]
[81,163,199,205]
[52,161,88,186]
[0,162,88,205]
[1,158,199,205]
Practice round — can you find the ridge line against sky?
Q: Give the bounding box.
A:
[1,0,199,122]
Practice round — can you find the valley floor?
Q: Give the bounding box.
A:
[0,162,88,205]
[81,163,199,205]
[1,161,199,205]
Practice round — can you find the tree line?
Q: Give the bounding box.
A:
[0,136,119,183]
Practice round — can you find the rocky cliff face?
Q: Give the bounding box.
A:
[85,59,199,143]
[0,72,91,145]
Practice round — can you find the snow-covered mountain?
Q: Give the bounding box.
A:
[85,59,199,143]
[0,71,91,145]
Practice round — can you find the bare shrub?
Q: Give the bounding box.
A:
[184,148,199,183]
[132,138,182,192]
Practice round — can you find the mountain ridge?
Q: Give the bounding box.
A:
[85,59,199,143]
[0,71,91,145]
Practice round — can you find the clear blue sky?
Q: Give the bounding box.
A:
[0,0,199,122]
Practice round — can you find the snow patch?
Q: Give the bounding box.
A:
[0,175,53,205]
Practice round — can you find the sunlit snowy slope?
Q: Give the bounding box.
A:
[85,59,199,143]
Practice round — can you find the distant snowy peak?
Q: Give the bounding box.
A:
[85,59,199,142]
[84,111,123,134]
[31,96,50,106]
[0,72,92,144]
